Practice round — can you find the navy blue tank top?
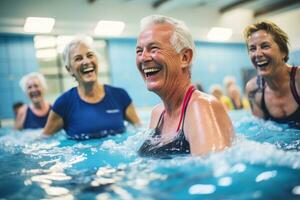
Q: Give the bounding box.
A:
[138,86,195,158]
[260,66,300,128]
[23,106,50,129]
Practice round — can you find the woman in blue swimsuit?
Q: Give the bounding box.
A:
[136,15,234,156]
[43,37,140,139]
[245,20,300,128]
[15,72,51,130]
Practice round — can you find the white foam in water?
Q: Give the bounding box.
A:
[189,184,216,195]
[218,177,232,187]
[292,185,300,195]
[230,163,246,173]
[225,136,300,169]
[101,129,151,157]
[255,170,277,182]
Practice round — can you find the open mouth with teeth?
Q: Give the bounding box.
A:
[143,68,161,77]
[256,60,269,68]
[29,91,41,98]
[81,66,95,74]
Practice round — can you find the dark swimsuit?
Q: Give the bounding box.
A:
[259,66,300,128]
[23,106,50,129]
[138,86,196,157]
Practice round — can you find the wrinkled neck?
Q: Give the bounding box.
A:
[162,80,191,115]
[264,64,290,91]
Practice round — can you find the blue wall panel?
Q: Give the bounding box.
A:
[107,39,160,108]
[192,41,252,93]
[290,50,300,66]
[0,34,37,119]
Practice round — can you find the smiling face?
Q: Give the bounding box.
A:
[247,30,286,77]
[136,23,183,93]
[68,43,98,85]
[25,78,45,104]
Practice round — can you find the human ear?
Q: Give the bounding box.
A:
[65,66,74,77]
[180,48,193,69]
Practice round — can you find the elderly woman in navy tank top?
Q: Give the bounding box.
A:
[43,37,140,139]
[15,72,51,130]
[136,15,234,157]
[245,21,300,128]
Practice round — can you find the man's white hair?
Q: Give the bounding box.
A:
[19,72,47,92]
[140,15,196,65]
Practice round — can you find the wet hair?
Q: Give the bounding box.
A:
[62,36,98,70]
[244,20,290,62]
[19,72,47,92]
[140,15,196,65]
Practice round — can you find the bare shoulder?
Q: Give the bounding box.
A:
[149,104,164,129]
[151,104,164,116]
[189,91,224,112]
[245,77,258,94]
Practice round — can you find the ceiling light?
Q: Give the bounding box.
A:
[34,36,57,48]
[207,27,232,41]
[94,20,125,36]
[36,49,57,59]
[24,17,55,33]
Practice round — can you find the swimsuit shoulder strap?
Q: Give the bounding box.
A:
[260,83,272,119]
[155,110,165,134]
[290,66,300,105]
[176,85,196,132]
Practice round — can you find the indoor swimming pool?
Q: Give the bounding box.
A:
[0,110,300,200]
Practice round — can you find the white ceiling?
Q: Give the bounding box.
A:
[1,0,300,49]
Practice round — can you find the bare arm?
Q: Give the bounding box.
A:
[43,110,64,136]
[245,78,264,118]
[14,105,27,130]
[125,103,141,126]
[185,93,234,156]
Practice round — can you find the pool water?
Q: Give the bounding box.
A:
[0,110,300,200]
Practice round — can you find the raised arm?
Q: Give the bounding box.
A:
[125,103,141,126]
[14,105,27,130]
[43,111,64,136]
[185,93,234,156]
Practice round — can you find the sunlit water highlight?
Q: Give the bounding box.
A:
[0,110,299,200]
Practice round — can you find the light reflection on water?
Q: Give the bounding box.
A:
[0,111,300,199]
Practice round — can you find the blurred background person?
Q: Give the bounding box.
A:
[227,84,250,110]
[209,84,232,111]
[43,37,140,139]
[223,76,236,97]
[15,72,51,130]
